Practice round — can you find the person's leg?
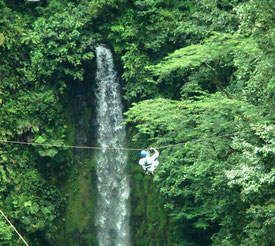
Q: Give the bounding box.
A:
[147,161,159,174]
[151,160,159,172]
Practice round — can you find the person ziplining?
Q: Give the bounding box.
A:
[0,130,250,177]
[139,148,160,174]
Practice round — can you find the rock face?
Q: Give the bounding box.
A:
[55,69,98,246]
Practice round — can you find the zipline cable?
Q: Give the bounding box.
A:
[0,209,30,246]
[0,139,143,151]
[0,129,252,242]
[0,130,252,151]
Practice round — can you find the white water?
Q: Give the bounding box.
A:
[94,45,131,246]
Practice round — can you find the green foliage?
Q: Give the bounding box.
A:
[236,0,275,53]
[24,3,94,82]
[0,33,4,46]
[0,1,92,245]
[97,0,246,100]
[192,0,240,33]
[126,93,252,145]
[0,144,63,244]
[126,94,274,245]
[1,0,274,245]
[231,0,275,115]
[213,124,275,245]
[0,220,13,246]
[95,0,195,100]
[151,32,253,79]
[149,31,263,100]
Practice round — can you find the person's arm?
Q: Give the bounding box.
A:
[139,158,147,170]
[150,148,159,160]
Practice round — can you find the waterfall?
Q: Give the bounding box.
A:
[94,45,131,246]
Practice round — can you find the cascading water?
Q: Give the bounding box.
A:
[94,45,131,246]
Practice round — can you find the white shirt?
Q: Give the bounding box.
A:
[139,150,159,171]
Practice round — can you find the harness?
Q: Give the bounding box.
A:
[144,159,151,171]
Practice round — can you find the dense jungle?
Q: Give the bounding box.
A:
[0,0,274,245]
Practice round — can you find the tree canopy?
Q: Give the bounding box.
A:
[0,0,274,245]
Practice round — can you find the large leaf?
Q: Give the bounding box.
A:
[34,136,47,144]
[38,148,58,158]
[0,33,4,45]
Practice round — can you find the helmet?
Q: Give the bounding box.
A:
[141,150,147,157]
